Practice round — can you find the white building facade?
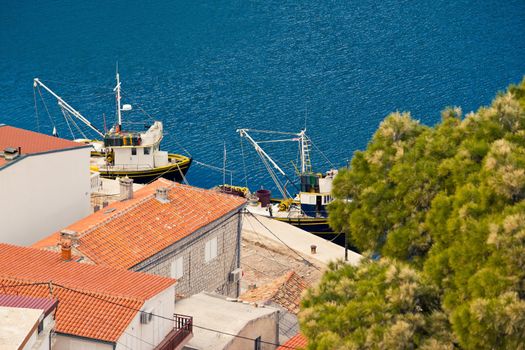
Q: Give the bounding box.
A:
[0,125,92,245]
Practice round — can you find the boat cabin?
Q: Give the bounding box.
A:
[298,170,337,218]
[102,121,169,171]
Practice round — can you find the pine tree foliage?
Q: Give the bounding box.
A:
[303,78,525,349]
[300,258,455,350]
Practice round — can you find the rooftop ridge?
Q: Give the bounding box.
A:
[0,243,176,300]
[0,276,146,304]
[0,277,144,342]
[78,180,178,237]
[0,274,162,304]
[38,179,246,270]
[85,180,244,234]
[81,193,157,236]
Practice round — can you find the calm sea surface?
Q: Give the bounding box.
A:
[1,0,524,191]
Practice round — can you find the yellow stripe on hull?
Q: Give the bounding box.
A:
[90,154,192,183]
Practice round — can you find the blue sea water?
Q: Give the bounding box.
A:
[1,0,524,191]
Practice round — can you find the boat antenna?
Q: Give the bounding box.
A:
[223,142,227,186]
[114,63,122,133]
[304,103,308,132]
[103,113,107,133]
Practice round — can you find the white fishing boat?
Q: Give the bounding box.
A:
[33,71,192,183]
[219,128,338,234]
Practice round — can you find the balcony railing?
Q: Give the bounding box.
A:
[90,171,101,191]
[154,314,193,350]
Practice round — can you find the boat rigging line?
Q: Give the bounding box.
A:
[309,137,336,169]
[237,128,304,197]
[33,78,104,137]
[60,107,76,139]
[35,84,57,134]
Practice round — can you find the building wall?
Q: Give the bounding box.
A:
[53,335,113,350]
[225,311,279,350]
[266,302,299,344]
[0,148,91,246]
[25,312,56,350]
[132,210,243,298]
[116,285,176,350]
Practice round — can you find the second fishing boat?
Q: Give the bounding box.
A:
[222,128,338,234]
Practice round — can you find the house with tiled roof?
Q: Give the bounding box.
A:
[240,271,309,343]
[277,333,308,350]
[0,294,58,350]
[0,243,192,350]
[34,177,247,298]
[0,124,92,245]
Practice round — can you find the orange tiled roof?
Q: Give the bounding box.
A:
[240,271,309,314]
[0,243,176,342]
[0,125,87,168]
[278,333,308,349]
[33,178,246,269]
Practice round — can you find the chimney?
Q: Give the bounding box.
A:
[60,230,79,247]
[59,230,78,261]
[59,238,72,261]
[119,177,134,201]
[155,187,169,203]
[3,147,20,160]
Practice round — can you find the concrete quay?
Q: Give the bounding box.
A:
[242,213,362,268]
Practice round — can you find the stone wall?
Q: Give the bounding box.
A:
[131,209,243,298]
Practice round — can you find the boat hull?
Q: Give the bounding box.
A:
[271,216,358,250]
[91,154,192,184]
[272,216,332,235]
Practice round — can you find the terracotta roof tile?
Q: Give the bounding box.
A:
[33,178,246,269]
[240,271,309,314]
[278,333,308,349]
[0,244,176,342]
[0,125,87,168]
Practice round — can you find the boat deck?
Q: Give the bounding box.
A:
[246,202,306,219]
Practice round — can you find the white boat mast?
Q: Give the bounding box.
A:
[114,67,123,132]
[33,78,104,137]
[299,130,312,174]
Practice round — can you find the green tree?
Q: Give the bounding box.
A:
[307,77,525,349]
[300,258,455,350]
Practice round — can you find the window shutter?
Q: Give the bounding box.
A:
[211,237,217,259]
[171,257,183,279]
[205,237,218,262]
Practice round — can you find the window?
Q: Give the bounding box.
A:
[254,336,262,350]
[171,257,184,279]
[131,148,137,156]
[205,237,218,262]
[144,147,150,155]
